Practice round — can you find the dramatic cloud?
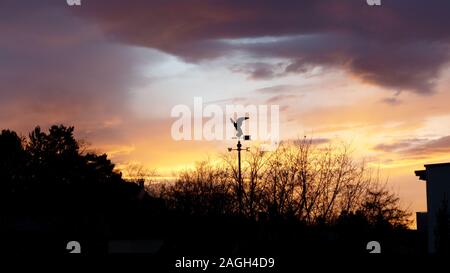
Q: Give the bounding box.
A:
[0,0,151,131]
[71,0,450,94]
[2,0,450,215]
[240,34,449,93]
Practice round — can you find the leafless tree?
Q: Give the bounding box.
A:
[155,138,411,228]
[122,162,157,187]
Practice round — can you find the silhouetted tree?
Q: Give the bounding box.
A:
[1,125,415,255]
[1,125,153,247]
[155,138,411,229]
[359,184,411,230]
[0,130,27,195]
[162,161,234,215]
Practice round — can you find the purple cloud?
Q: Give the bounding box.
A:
[68,0,450,94]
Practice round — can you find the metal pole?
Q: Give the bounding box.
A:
[237,140,242,214]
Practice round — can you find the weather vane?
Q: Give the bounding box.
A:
[228,116,251,214]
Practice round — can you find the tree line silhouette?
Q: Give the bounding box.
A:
[151,142,410,228]
[0,125,423,256]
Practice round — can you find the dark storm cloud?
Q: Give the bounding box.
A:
[70,0,450,94]
[241,34,449,93]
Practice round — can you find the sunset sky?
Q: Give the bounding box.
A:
[2,0,450,215]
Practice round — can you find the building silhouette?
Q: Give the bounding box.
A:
[415,163,450,254]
